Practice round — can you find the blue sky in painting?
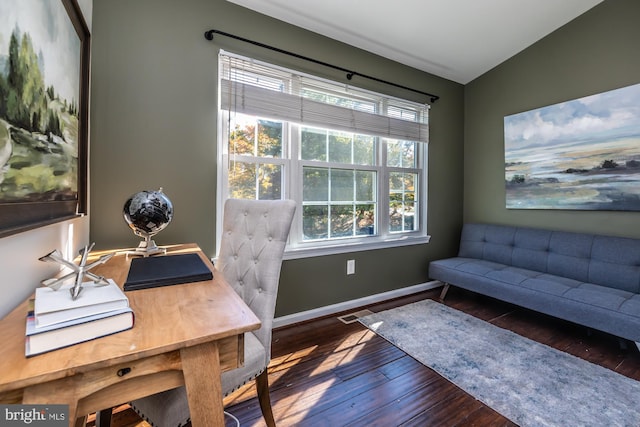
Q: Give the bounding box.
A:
[504,82,640,151]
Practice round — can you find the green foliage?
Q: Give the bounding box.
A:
[257,120,282,157]
[301,127,327,161]
[228,118,283,200]
[46,109,61,136]
[8,31,21,90]
[2,28,75,137]
[68,98,78,116]
[387,140,416,167]
[0,74,7,118]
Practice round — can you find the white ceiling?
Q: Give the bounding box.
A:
[226,0,603,84]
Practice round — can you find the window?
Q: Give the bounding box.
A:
[217,51,430,258]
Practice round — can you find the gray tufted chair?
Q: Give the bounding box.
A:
[129,198,296,427]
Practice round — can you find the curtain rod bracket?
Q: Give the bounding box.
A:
[204,28,439,103]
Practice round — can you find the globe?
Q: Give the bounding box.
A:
[123,188,174,256]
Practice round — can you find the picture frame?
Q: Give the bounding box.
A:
[505,82,640,211]
[0,0,89,238]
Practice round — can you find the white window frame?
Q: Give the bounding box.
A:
[216,51,431,259]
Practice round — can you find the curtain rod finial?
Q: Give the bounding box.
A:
[204,30,215,41]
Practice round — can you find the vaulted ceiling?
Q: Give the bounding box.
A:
[226,0,603,84]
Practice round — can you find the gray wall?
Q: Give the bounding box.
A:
[90,0,464,316]
[464,0,640,238]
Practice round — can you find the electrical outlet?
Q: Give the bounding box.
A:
[347,259,356,275]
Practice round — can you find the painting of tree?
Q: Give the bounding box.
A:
[0,0,88,235]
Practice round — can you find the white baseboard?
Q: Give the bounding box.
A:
[273,280,443,329]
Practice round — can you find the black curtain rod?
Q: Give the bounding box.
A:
[204,29,439,104]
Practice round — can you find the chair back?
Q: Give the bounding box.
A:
[216,199,295,360]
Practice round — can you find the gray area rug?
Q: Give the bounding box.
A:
[359,299,640,427]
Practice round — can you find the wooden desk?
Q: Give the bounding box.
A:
[0,244,260,427]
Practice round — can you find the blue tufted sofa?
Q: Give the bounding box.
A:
[429,223,640,350]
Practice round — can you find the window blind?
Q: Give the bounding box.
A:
[219,51,429,143]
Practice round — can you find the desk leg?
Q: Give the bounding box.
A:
[22,386,79,427]
[74,415,87,427]
[181,341,225,427]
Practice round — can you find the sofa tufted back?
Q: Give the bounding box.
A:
[216,199,296,360]
[458,223,640,294]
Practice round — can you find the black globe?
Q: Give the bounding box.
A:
[123,189,174,238]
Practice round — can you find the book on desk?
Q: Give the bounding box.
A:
[123,252,213,291]
[26,279,134,357]
[34,279,130,327]
[26,306,134,357]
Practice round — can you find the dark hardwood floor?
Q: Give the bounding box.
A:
[89,286,640,427]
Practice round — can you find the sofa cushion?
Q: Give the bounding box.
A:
[511,228,552,272]
[518,274,583,296]
[486,266,541,285]
[564,283,634,311]
[620,294,640,317]
[429,257,506,276]
[589,235,640,293]
[545,231,593,282]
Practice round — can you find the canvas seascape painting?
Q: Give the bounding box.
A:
[504,82,640,211]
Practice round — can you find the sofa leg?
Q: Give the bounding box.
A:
[439,283,450,302]
[618,338,628,351]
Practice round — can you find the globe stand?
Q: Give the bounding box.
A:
[124,235,166,257]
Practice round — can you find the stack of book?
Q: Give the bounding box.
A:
[25,279,134,357]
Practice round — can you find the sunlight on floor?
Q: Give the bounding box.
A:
[224,318,384,426]
[276,329,378,424]
[310,329,375,377]
[273,377,338,425]
[271,344,318,365]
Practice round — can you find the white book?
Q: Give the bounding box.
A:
[34,279,129,328]
[26,307,134,357]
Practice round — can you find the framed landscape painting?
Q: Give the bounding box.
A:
[0,0,89,237]
[505,82,640,211]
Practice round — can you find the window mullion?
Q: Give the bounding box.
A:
[378,138,390,238]
[287,123,301,246]
[378,99,388,238]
